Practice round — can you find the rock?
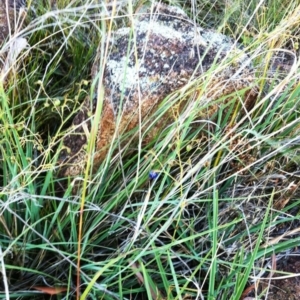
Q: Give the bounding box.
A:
[0,0,27,79]
[0,0,25,44]
[58,2,257,177]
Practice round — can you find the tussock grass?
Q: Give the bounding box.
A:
[1,0,300,299]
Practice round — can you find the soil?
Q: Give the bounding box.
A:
[242,254,300,300]
[265,256,300,300]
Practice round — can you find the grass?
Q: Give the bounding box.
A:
[1,0,300,299]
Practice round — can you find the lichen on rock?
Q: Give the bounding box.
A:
[59,2,257,177]
[0,0,27,79]
[0,0,25,44]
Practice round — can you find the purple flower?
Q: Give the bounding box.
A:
[149,170,159,180]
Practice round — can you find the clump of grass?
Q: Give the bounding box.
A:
[1,0,300,299]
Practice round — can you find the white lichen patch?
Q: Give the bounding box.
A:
[137,20,185,41]
[106,57,147,90]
